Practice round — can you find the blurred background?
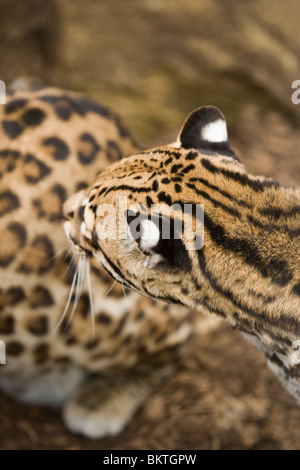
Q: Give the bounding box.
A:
[1,0,300,450]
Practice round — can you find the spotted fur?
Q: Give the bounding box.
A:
[0,87,195,439]
[66,105,300,405]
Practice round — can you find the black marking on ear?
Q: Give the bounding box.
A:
[179,106,239,160]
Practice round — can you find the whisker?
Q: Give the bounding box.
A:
[63,251,78,278]
[64,254,85,331]
[103,279,117,298]
[121,280,130,309]
[62,247,72,262]
[86,257,95,341]
[94,253,118,298]
[48,247,67,263]
[52,265,78,335]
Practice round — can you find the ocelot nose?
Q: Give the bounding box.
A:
[63,189,88,221]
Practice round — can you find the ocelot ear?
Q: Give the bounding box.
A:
[177,105,238,158]
[125,210,192,271]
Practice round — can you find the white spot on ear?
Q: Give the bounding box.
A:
[82,197,89,206]
[140,219,160,252]
[201,119,228,143]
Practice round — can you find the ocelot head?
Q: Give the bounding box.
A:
[63,105,297,314]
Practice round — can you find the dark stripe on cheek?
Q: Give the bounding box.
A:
[201,158,279,192]
[189,176,253,209]
[266,353,300,379]
[186,183,240,218]
[142,283,185,305]
[204,214,293,286]
[197,249,300,334]
[259,205,300,220]
[94,240,138,291]
[103,179,159,197]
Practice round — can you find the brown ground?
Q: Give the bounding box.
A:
[1,0,300,450]
[1,107,300,451]
[1,320,300,450]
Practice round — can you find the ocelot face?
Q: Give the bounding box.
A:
[63,106,247,307]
